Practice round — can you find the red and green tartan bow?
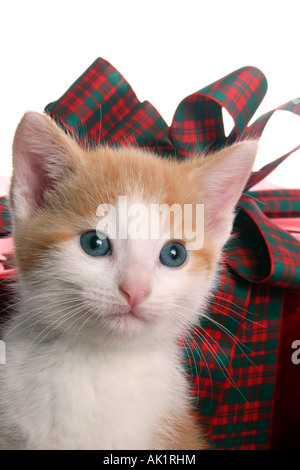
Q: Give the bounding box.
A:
[1,58,300,449]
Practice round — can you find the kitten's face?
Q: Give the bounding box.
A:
[44,196,214,344]
[10,112,257,346]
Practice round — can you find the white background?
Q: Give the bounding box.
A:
[0,0,299,188]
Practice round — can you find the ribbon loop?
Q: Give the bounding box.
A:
[226,196,300,288]
[169,66,267,155]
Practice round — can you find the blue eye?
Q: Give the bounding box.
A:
[80,231,111,257]
[159,242,187,268]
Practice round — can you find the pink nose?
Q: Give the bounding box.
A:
[119,282,151,309]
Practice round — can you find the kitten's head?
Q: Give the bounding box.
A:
[10,112,257,347]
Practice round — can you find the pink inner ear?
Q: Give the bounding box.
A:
[212,181,242,214]
[18,150,54,210]
[202,158,255,235]
[12,112,74,217]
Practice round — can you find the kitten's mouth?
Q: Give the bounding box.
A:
[106,306,153,324]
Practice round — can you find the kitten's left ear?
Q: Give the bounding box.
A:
[11,111,81,220]
[190,141,258,250]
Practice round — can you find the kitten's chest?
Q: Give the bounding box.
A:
[20,344,176,449]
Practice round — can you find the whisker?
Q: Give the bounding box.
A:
[164,301,256,403]
[24,302,91,352]
[2,296,87,339]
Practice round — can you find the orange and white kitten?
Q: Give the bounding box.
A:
[0,112,257,450]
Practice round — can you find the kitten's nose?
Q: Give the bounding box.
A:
[119,282,151,309]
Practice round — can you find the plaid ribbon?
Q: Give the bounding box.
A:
[2,58,300,449]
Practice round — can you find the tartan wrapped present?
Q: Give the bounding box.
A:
[1,58,300,449]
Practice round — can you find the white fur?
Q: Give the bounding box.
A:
[1,332,188,449]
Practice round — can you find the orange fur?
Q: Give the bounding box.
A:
[151,409,206,450]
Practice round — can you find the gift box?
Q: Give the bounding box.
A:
[1,58,299,449]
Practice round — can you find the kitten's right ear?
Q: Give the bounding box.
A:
[11,112,81,220]
[189,141,258,251]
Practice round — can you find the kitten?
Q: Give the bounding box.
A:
[0,112,257,450]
